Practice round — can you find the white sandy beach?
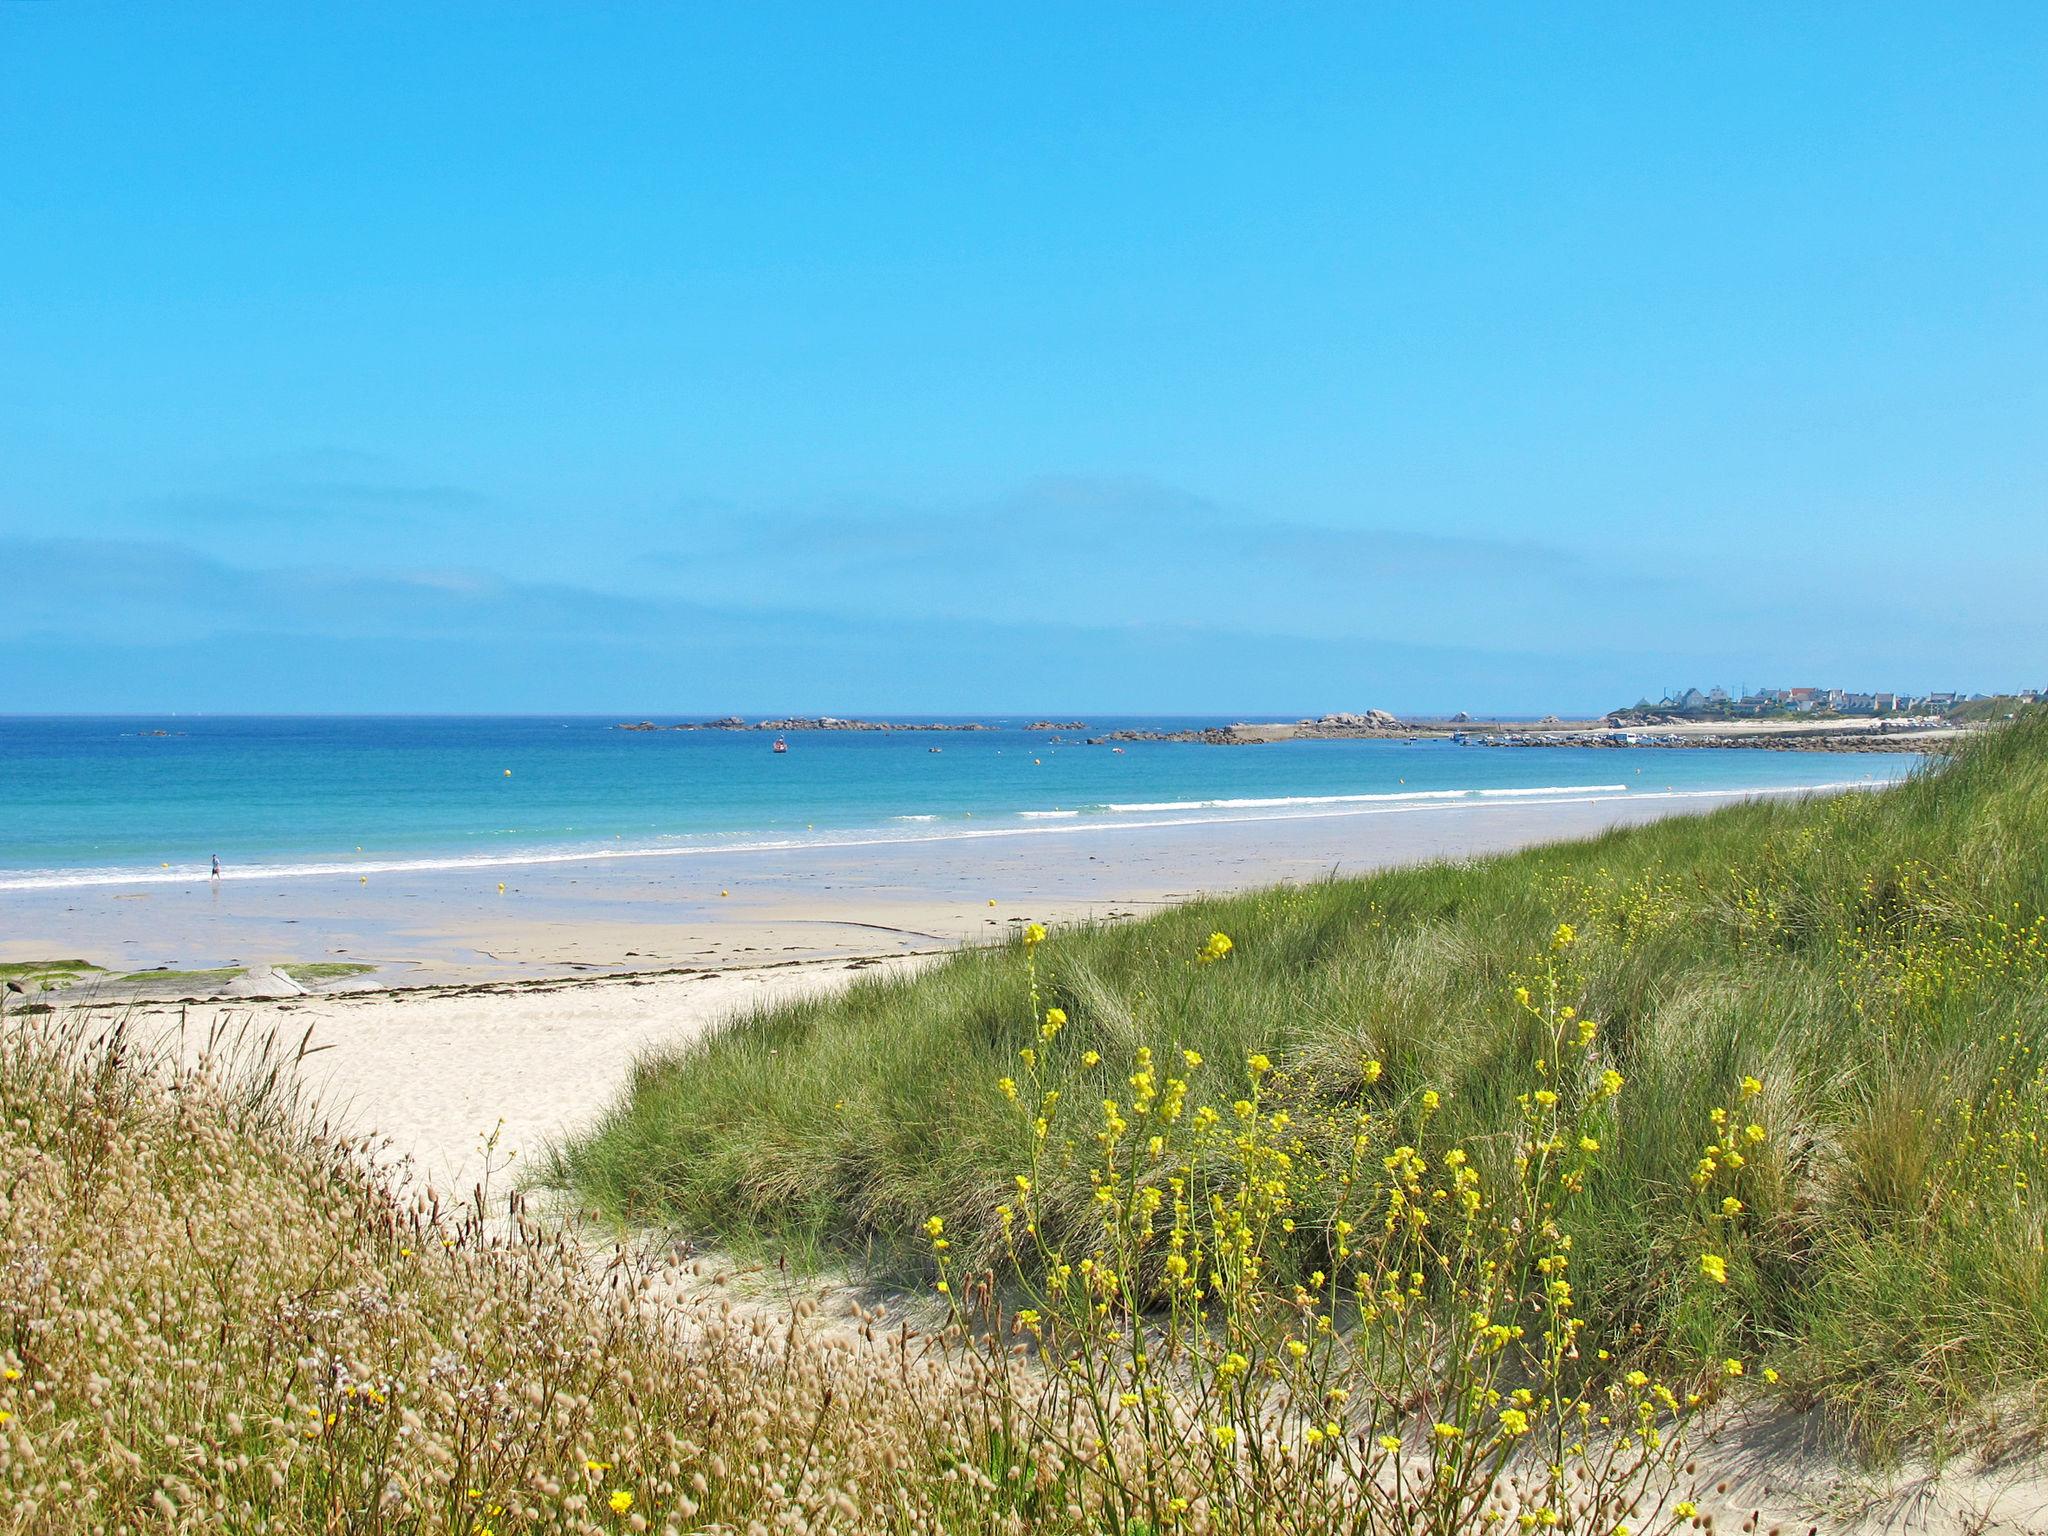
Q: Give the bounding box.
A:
[98,958,925,1196]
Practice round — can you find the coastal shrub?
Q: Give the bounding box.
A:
[927,923,1733,1533]
[552,710,2048,1452]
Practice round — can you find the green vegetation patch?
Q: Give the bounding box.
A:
[277,961,377,982]
[117,967,248,987]
[0,960,104,993]
[551,710,2048,1454]
[1945,694,2037,723]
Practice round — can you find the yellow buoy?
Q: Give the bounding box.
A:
[503,769,512,777]
[360,875,368,884]
[720,888,729,897]
[497,882,506,893]
[988,898,997,907]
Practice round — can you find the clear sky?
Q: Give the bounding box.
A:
[4,4,2044,715]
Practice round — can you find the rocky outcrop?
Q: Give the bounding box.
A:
[1095,726,1253,746]
[1287,710,1403,736]
[1098,710,1409,747]
[220,967,307,999]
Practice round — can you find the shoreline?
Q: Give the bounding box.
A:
[0,779,1905,992]
[0,771,1909,897]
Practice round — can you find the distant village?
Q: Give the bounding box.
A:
[1615,685,2042,721]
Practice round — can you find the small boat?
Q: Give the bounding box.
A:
[928,746,942,753]
[771,737,788,754]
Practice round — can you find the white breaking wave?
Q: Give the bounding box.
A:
[1476,784,1627,797]
[0,780,1891,894]
[1104,789,1469,813]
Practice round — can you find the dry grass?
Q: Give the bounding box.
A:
[0,1012,1048,1534]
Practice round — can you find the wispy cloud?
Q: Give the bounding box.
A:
[0,533,1600,713]
[650,476,1597,643]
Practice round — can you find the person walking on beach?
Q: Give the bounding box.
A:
[210,854,221,881]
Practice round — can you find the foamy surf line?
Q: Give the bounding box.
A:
[1048,784,1625,816]
[0,781,1892,893]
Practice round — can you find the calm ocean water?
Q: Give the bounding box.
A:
[0,716,1918,891]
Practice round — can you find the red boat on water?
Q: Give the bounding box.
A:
[771,737,788,754]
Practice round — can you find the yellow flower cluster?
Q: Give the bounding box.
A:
[916,922,1713,1533]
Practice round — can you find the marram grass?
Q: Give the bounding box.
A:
[552,710,2048,1456]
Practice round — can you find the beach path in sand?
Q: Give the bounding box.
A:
[113,959,923,1198]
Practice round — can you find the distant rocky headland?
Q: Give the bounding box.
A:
[1099,711,1421,746]
[613,708,1979,752]
[1098,711,1959,753]
[615,717,995,732]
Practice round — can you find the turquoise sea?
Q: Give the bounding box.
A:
[0,717,1919,892]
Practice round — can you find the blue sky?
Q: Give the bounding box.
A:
[4,4,2044,714]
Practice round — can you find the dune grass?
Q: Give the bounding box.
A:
[551,711,2048,1455]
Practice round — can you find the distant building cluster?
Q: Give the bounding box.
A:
[1623,686,2043,719]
